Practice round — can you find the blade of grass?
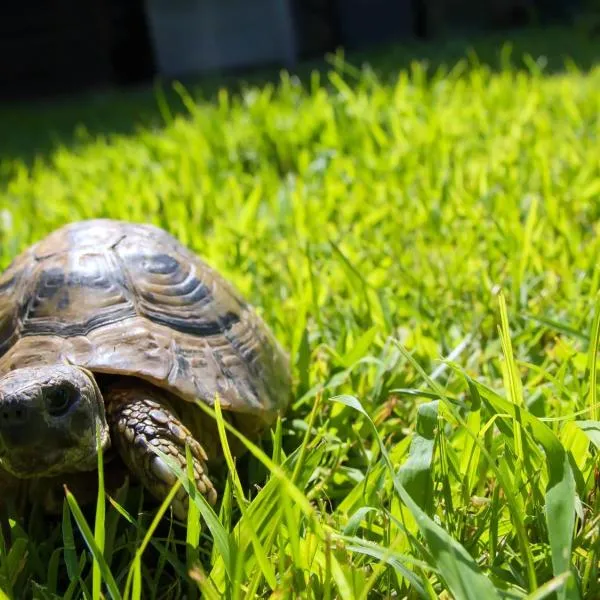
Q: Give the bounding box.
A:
[343,506,378,536]
[586,293,600,421]
[525,572,574,600]
[211,475,232,570]
[213,397,277,591]
[93,426,106,600]
[394,340,538,592]
[103,478,130,568]
[151,447,235,584]
[122,479,183,600]
[329,239,372,319]
[460,376,579,600]
[291,391,322,485]
[190,400,354,599]
[338,534,431,598]
[519,314,588,342]
[497,291,526,464]
[210,442,326,589]
[575,420,600,449]
[517,195,539,307]
[64,487,121,600]
[188,564,222,600]
[46,547,62,596]
[185,444,201,600]
[104,493,192,585]
[397,400,438,516]
[62,501,78,581]
[243,524,281,599]
[331,394,501,599]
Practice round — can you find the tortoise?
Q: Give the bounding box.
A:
[0,219,290,519]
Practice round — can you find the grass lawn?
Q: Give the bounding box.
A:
[1,25,600,600]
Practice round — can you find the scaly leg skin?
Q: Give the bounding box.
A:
[105,383,217,520]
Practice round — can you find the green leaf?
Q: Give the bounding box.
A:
[525,572,575,600]
[152,447,235,585]
[519,314,588,342]
[62,501,79,582]
[340,326,379,368]
[574,420,600,449]
[65,489,121,600]
[93,425,106,600]
[463,378,580,600]
[210,442,327,589]
[331,394,501,600]
[192,399,353,599]
[586,293,600,421]
[214,397,277,591]
[338,535,430,598]
[123,474,186,600]
[343,506,377,536]
[397,400,438,515]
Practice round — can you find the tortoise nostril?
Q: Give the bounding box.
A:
[0,406,27,425]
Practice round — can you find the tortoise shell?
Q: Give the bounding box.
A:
[0,219,291,432]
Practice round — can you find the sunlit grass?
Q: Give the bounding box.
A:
[1,33,600,599]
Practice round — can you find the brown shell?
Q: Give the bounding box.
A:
[0,219,291,430]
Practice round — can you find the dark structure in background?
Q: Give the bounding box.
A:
[412,0,576,38]
[144,0,296,79]
[0,0,586,101]
[109,0,156,85]
[0,0,155,99]
[292,0,415,58]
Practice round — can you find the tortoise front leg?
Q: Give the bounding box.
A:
[104,384,217,520]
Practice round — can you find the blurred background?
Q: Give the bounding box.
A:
[1,0,598,102]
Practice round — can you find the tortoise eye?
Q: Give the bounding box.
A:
[46,386,77,417]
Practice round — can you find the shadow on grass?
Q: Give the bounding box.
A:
[0,24,598,170]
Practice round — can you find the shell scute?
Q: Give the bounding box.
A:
[0,220,291,429]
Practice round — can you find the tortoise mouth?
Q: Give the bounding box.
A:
[0,442,101,478]
[0,450,58,478]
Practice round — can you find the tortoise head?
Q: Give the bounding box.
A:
[0,365,109,478]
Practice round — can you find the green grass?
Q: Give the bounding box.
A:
[1,27,600,599]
